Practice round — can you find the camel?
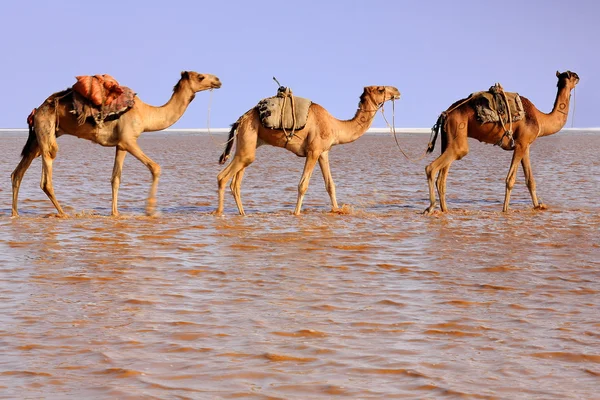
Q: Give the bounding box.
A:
[423,70,579,214]
[11,71,221,217]
[215,85,401,216]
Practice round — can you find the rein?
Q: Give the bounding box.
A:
[380,99,432,162]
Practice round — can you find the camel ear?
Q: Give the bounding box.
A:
[566,71,572,78]
[556,71,560,78]
[181,71,190,80]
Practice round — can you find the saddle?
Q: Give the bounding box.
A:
[69,74,136,126]
[257,86,312,132]
[471,84,525,125]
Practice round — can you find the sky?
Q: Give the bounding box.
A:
[1,0,598,129]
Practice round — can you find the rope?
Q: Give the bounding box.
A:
[276,87,298,146]
[491,84,514,148]
[205,88,232,148]
[380,99,432,162]
[571,86,576,128]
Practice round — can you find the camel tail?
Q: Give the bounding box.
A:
[219,121,238,165]
[427,113,445,154]
[21,108,38,158]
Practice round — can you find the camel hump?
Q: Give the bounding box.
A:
[471,85,525,125]
[257,94,312,131]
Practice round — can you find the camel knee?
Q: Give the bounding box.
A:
[505,176,516,191]
[298,179,310,195]
[40,180,51,194]
[49,143,58,159]
[455,149,468,160]
[217,173,230,190]
[425,164,434,178]
[240,154,255,166]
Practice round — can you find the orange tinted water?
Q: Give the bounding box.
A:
[0,131,599,399]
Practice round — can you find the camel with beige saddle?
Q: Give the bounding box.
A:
[216,84,400,215]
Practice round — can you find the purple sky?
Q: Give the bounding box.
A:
[1,0,597,128]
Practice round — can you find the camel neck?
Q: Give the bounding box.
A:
[140,81,196,132]
[538,83,572,137]
[335,96,379,145]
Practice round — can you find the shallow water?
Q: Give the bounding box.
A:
[0,130,599,399]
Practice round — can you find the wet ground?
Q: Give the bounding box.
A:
[0,130,598,399]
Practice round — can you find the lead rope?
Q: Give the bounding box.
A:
[206,88,232,148]
[571,86,576,128]
[381,99,433,162]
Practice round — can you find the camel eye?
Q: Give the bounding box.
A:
[198,75,205,81]
[378,87,384,93]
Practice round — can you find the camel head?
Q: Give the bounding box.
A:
[177,71,222,93]
[556,70,580,90]
[360,86,401,108]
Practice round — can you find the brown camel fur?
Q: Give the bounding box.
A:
[11,71,221,217]
[424,70,579,214]
[216,86,401,216]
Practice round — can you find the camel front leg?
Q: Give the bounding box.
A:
[11,147,40,217]
[216,157,250,216]
[40,153,66,217]
[294,152,319,215]
[230,169,246,216]
[124,142,161,216]
[318,151,339,212]
[521,147,545,210]
[503,147,525,212]
[110,147,127,216]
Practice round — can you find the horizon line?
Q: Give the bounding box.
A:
[1,127,598,133]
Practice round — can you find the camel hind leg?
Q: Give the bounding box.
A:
[230,169,246,216]
[216,154,254,216]
[424,152,458,214]
[424,136,468,215]
[11,140,41,217]
[40,148,66,216]
[33,108,67,217]
[215,119,257,216]
[436,166,450,212]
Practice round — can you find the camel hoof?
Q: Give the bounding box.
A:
[45,213,69,219]
[534,203,548,211]
[330,204,352,215]
[423,207,434,216]
[11,212,19,218]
